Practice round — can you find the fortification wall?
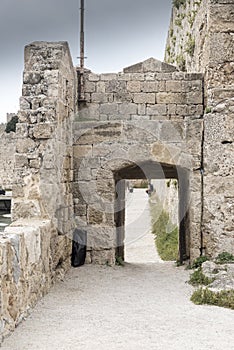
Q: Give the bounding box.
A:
[79,58,203,122]
[0,42,76,342]
[0,125,16,190]
[165,0,234,256]
[74,60,204,264]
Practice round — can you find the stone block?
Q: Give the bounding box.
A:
[33,123,52,139]
[99,103,118,115]
[210,4,234,32]
[145,73,156,81]
[118,73,131,81]
[160,122,184,142]
[29,159,41,169]
[23,71,43,85]
[129,73,145,81]
[78,104,100,120]
[74,204,87,216]
[186,91,203,104]
[88,73,100,81]
[142,81,159,92]
[131,115,150,121]
[20,97,31,110]
[91,249,115,265]
[15,154,28,168]
[85,81,96,93]
[73,145,93,158]
[88,207,103,225]
[127,81,141,92]
[166,80,182,92]
[100,73,117,81]
[16,138,36,154]
[106,80,126,93]
[96,81,106,93]
[156,92,186,104]
[210,33,234,65]
[138,104,146,115]
[91,93,108,103]
[146,104,167,116]
[133,93,155,104]
[118,103,138,115]
[204,113,234,142]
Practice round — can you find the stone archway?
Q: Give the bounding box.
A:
[73,120,202,265]
[114,161,190,264]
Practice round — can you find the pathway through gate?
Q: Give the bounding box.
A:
[1,196,234,350]
[125,188,162,264]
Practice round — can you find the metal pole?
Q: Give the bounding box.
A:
[80,0,85,70]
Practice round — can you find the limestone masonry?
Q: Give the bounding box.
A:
[0,0,233,342]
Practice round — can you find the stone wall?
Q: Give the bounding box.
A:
[0,125,16,190]
[165,0,234,256]
[74,60,204,264]
[152,179,179,226]
[0,41,76,342]
[79,58,203,121]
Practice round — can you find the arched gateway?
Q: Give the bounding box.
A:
[73,118,201,265]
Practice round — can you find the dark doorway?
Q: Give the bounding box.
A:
[114,161,190,264]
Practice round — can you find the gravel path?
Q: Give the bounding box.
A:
[1,190,234,349]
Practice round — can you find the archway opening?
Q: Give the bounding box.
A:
[114,161,190,264]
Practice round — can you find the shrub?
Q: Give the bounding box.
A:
[185,35,195,56]
[191,255,209,269]
[176,54,186,71]
[5,115,19,133]
[173,0,186,10]
[151,205,178,261]
[215,252,234,264]
[191,288,234,310]
[189,268,214,286]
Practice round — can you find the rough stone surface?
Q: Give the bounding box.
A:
[0,42,76,342]
[165,0,234,258]
[0,125,16,190]
[202,261,234,291]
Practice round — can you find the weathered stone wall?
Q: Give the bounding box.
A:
[0,41,76,342]
[152,179,179,226]
[74,61,204,264]
[0,125,16,190]
[79,58,203,121]
[165,0,234,256]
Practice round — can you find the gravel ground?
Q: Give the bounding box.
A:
[1,189,234,349]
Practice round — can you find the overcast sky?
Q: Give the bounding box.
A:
[0,0,172,122]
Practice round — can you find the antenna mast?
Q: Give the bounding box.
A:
[80,0,85,70]
[78,0,85,103]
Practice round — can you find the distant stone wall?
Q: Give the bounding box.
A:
[79,58,203,122]
[153,179,179,226]
[0,125,16,190]
[0,41,76,342]
[165,0,234,256]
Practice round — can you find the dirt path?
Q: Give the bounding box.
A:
[125,189,162,263]
[1,190,234,349]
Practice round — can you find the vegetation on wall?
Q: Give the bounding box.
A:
[215,252,234,264]
[150,200,178,261]
[185,34,195,56]
[173,0,186,10]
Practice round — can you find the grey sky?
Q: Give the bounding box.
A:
[0,0,172,122]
